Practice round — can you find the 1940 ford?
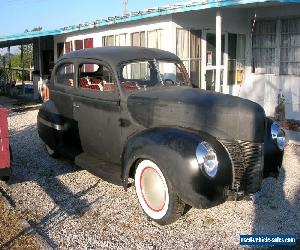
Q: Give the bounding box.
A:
[37,47,285,225]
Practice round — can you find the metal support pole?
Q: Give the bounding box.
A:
[123,0,128,15]
[3,56,7,94]
[21,44,25,94]
[8,46,12,95]
[215,9,222,92]
[8,46,12,81]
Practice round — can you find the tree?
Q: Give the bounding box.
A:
[6,27,42,81]
[25,26,42,33]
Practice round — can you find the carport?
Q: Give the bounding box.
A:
[0,31,57,99]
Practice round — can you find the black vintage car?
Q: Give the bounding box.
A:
[37,47,285,225]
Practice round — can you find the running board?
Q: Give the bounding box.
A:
[75,153,122,186]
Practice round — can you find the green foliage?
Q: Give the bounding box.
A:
[2,27,42,82]
[6,44,33,81]
[25,26,42,33]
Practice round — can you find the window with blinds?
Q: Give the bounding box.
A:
[176,29,201,87]
[252,20,276,74]
[280,18,300,76]
[131,32,145,47]
[147,29,163,49]
[115,34,127,46]
[102,35,114,47]
[130,32,146,78]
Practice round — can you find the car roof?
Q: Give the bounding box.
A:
[58,46,181,67]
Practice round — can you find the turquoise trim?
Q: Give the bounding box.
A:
[0,0,300,43]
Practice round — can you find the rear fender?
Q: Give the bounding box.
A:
[37,100,64,149]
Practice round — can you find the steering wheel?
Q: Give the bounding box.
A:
[164,79,175,85]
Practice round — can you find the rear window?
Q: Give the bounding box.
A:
[55,63,74,87]
[78,63,117,92]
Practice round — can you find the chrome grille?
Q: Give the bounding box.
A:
[221,140,263,193]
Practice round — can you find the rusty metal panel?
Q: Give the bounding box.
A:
[0,108,10,169]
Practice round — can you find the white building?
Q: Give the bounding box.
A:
[1,0,300,121]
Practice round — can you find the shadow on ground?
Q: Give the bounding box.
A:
[252,145,300,249]
[0,123,101,249]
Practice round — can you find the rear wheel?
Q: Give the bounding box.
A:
[134,159,185,225]
[0,176,10,182]
[45,144,59,158]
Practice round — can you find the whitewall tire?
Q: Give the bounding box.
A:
[134,159,185,225]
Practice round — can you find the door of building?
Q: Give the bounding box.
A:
[203,32,225,91]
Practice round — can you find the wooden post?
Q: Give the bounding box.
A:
[215,9,222,92]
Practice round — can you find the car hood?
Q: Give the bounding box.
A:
[127,86,266,143]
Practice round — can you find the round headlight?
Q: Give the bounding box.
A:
[271,122,286,151]
[196,141,219,178]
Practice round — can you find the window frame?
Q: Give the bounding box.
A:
[176,28,202,87]
[131,31,146,47]
[147,29,163,49]
[57,42,64,59]
[75,59,120,101]
[75,40,84,51]
[65,41,73,53]
[228,33,246,85]
[279,18,300,76]
[252,19,277,75]
[84,38,94,49]
[251,16,300,76]
[102,35,115,47]
[54,61,76,89]
[115,33,128,46]
[119,59,190,93]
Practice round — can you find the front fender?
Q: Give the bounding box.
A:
[264,117,284,178]
[121,127,232,208]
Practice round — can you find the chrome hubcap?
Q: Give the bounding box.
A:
[140,167,166,211]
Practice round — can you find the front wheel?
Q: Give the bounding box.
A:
[134,159,185,225]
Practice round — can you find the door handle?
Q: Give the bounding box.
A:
[73,103,80,108]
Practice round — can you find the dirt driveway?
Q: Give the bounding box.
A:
[0,100,299,249]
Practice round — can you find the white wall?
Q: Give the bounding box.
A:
[53,4,300,120]
[229,4,300,120]
[54,15,173,62]
[173,5,300,120]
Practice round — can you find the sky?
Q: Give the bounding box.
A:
[0,0,180,36]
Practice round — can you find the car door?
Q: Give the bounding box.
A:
[73,59,122,164]
[50,60,76,120]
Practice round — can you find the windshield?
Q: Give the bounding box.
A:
[120,59,190,92]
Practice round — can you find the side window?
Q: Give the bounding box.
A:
[78,63,117,92]
[55,63,74,87]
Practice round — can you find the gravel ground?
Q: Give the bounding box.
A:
[0,105,299,249]
[0,194,40,249]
